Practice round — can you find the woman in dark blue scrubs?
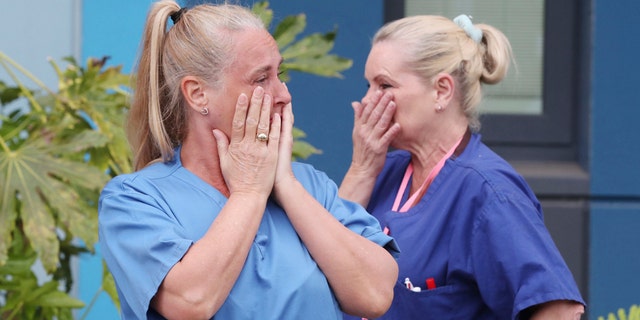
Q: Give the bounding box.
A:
[340,14,585,320]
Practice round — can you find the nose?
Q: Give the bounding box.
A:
[362,87,380,105]
[272,81,292,107]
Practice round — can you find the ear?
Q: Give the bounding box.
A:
[432,73,455,107]
[180,76,208,112]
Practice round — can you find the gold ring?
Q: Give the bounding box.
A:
[256,133,268,142]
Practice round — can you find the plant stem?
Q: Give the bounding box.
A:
[78,286,102,320]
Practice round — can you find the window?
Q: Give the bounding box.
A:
[384,0,586,162]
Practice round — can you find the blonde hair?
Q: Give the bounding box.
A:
[373,15,513,132]
[128,0,265,171]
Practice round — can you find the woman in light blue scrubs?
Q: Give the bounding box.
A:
[98,1,399,319]
[340,14,585,320]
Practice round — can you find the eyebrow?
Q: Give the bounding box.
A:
[371,74,391,83]
[251,58,284,77]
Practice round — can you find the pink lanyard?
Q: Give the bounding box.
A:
[391,136,463,213]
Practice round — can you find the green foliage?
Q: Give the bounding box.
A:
[252,1,354,159]
[598,304,640,320]
[0,52,128,319]
[0,1,351,318]
[253,2,353,83]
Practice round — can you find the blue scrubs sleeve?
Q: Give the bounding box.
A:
[98,177,192,319]
[337,197,400,257]
[471,196,585,319]
[294,163,399,257]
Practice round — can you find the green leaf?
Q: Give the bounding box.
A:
[251,1,273,27]
[0,138,108,271]
[281,32,336,60]
[0,81,23,105]
[283,55,353,78]
[292,140,322,161]
[291,127,321,161]
[28,290,85,308]
[102,260,120,312]
[273,14,306,49]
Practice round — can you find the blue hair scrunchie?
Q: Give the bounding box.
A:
[453,14,483,43]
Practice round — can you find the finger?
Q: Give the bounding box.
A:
[351,101,364,120]
[258,93,272,141]
[380,122,401,145]
[373,99,397,135]
[369,91,393,126]
[280,102,293,139]
[231,93,249,143]
[360,90,382,124]
[269,112,282,154]
[274,103,291,175]
[246,86,264,140]
[212,129,229,156]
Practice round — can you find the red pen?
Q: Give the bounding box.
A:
[426,277,436,290]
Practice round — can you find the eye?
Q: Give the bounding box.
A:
[379,83,392,90]
[255,76,268,84]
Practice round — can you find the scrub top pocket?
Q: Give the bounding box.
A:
[382,281,481,319]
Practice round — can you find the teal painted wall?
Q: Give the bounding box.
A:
[589,0,640,318]
[79,1,149,318]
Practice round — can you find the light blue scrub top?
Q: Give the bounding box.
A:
[345,133,584,320]
[99,146,398,320]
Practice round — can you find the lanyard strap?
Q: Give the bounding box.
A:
[391,136,463,212]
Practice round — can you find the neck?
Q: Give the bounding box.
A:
[409,124,468,194]
[181,130,230,197]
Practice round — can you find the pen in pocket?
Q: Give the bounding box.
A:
[426,277,436,290]
[404,277,421,292]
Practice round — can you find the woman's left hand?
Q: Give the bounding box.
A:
[273,101,296,199]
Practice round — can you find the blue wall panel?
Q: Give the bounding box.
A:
[589,0,640,318]
[590,0,640,196]
[589,205,640,319]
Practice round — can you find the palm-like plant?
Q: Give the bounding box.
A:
[0,2,351,318]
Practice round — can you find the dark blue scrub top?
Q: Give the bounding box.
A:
[345,133,584,320]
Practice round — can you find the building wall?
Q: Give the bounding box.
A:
[588,0,640,318]
[0,0,80,102]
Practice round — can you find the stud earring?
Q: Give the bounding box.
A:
[436,104,444,112]
[200,107,209,115]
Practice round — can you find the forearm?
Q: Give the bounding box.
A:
[277,179,398,318]
[338,165,377,207]
[527,300,585,320]
[152,192,268,319]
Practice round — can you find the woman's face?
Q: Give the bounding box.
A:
[363,40,437,147]
[206,28,291,136]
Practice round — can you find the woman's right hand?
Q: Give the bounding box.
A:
[350,90,400,177]
[339,90,400,205]
[213,86,281,197]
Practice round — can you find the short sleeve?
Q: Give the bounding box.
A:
[471,196,584,319]
[98,176,192,319]
[292,163,400,258]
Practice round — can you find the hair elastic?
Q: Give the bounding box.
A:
[453,14,482,43]
[171,7,188,24]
